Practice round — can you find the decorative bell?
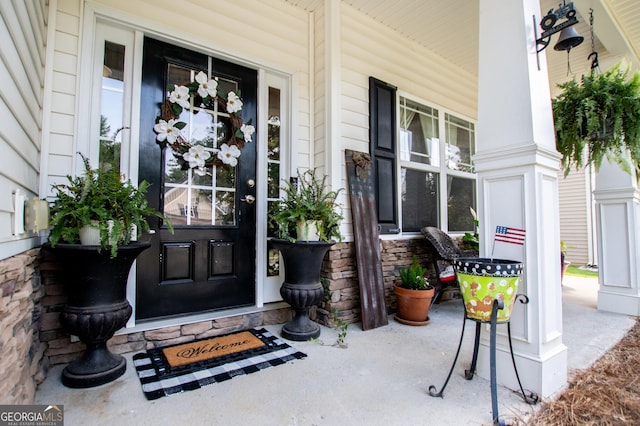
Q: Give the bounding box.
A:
[554,27,584,51]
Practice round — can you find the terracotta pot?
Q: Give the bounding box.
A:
[393,284,435,325]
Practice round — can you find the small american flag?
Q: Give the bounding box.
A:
[494,226,526,245]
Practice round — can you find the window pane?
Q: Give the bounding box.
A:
[400,98,439,166]
[401,168,439,232]
[447,176,476,232]
[162,64,239,227]
[445,113,475,172]
[267,87,282,276]
[267,163,280,198]
[99,41,125,172]
[267,240,280,277]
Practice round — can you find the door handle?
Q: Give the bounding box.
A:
[241,195,255,204]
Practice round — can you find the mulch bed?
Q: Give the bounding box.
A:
[525,318,640,425]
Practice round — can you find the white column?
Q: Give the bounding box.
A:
[474,0,567,398]
[594,160,640,315]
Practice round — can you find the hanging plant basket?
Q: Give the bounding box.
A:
[553,63,640,177]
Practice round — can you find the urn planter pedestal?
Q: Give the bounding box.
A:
[47,242,150,388]
[272,239,333,341]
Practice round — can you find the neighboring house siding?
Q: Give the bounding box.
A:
[0,0,48,258]
[558,167,593,265]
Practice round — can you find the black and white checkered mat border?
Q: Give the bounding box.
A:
[132,328,307,400]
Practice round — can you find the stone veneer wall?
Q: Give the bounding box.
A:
[0,249,46,404]
[29,237,433,375]
[38,248,293,367]
[316,238,432,326]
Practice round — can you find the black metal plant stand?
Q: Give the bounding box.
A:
[428,295,539,426]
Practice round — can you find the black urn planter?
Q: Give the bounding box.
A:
[272,239,334,341]
[46,242,150,388]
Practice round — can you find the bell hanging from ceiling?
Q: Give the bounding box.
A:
[553,27,584,51]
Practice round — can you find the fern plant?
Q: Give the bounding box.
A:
[553,63,640,178]
[49,153,173,257]
[268,169,343,242]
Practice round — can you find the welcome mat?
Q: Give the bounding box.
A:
[132,328,307,400]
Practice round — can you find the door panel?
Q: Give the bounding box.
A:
[136,37,257,321]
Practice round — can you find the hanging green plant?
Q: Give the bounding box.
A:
[552,63,640,177]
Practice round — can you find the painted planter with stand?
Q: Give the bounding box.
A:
[271,239,334,341]
[455,258,523,323]
[429,257,538,425]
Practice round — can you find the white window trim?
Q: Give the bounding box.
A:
[257,71,292,306]
[397,91,477,235]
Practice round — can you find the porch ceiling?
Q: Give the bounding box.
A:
[286,0,640,93]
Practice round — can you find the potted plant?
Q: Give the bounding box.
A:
[49,153,173,258]
[553,63,640,177]
[45,153,173,388]
[268,169,344,341]
[268,169,343,242]
[393,256,435,326]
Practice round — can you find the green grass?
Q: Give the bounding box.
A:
[565,264,599,278]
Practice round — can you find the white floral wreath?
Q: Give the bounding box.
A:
[153,71,255,175]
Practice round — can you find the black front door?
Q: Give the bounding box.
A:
[136,37,257,321]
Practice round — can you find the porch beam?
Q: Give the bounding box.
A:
[474,0,567,398]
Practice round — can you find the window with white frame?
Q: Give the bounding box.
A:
[399,96,477,233]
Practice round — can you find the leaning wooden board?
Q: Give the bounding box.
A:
[345,149,388,330]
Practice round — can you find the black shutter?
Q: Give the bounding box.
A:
[369,77,399,234]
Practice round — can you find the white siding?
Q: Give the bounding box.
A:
[558,167,593,265]
[335,3,478,239]
[43,1,80,195]
[44,0,311,192]
[0,0,48,259]
[43,0,479,245]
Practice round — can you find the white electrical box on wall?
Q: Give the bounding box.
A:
[12,189,26,235]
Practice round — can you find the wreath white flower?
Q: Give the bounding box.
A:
[154,71,254,171]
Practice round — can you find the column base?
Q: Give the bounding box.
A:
[598,290,640,316]
[476,340,567,398]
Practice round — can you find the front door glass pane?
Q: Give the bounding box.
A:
[163,64,239,226]
[267,87,282,276]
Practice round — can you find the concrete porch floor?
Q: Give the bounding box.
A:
[35,275,635,425]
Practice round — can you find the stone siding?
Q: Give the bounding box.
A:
[0,249,45,404]
[38,248,293,366]
[316,238,433,326]
[37,238,433,368]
